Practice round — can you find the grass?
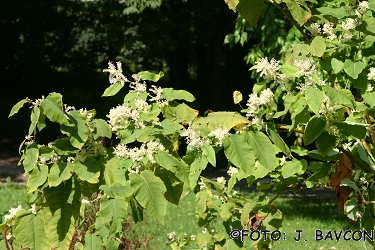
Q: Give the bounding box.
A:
[0,180,372,250]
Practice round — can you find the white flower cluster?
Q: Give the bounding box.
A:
[227,166,238,176]
[4,205,22,222]
[340,18,358,42]
[149,85,168,107]
[246,88,274,120]
[103,61,129,86]
[368,67,375,81]
[30,96,45,108]
[181,126,209,151]
[208,128,231,146]
[167,231,177,241]
[25,135,35,146]
[107,104,144,132]
[294,59,318,91]
[309,23,321,37]
[198,177,206,190]
[79,108,94,120]
[114,140,165,165]
[322,23,337,40]
[217,176,227,187]
[129,75,147,94]
[64,104,76,113]
[318,95,342,136]
[254,57,281,82]
[30,204,37,215]
[356,1,370,18]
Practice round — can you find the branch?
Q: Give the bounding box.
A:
[365,110,375,147]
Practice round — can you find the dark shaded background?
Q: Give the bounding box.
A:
[1,0,256,157]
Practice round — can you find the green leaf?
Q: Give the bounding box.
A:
[282,159,306,178]
[352,74,367,92]
[103,157,129,186]
[27,164,48,193]
[96,196,128,234]
[130,170,167,223]
[236,0,268,27]
[343,59,366,79]
[363,92,375,107]
[331,58,344,74]
[233,90,243,104]
[305,86,324,114]
[192,112,249,136]
[60,110,89,149]
[304,116,326,146]
[202,143,216,166]
[84,232,104,250]
[43,179,80,250]
[161,88,195,102]
[279,65,299,78]
[316,131,337,156]
[40,92,70,126]
[9,98,28,118]
[13,210,50,250]
[309,36,326,57]
[133,71,164,82]
[267,129,291,157]
[246,131,278,171]
[316,6,351,19]
[337,123,366,139]
[223,134,255,175]
[72,158,100,184]
[92,118,112,139]
[325,86,355,109]
[23,143,39,173]
[154,150,186,173]
[49,138,77,155]
[224,0,239,11]
[102,82,124,97]
[286,1,311,26]
[155,168,183,205]
[162,102,198,123]
[220,203,232,221]
[100,183,133,199]
[48,161,73,187]
[159,119,182,135]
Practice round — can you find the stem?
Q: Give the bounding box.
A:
[270,1,310,41]
[365,110,375,147]
[3,226,12,250]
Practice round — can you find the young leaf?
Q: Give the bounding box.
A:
[246,131,278,171]
[303,116,326,146]
[60,110,89,149]
[331,58,344,74]
[305,86,324,114]
[40,92,70,126]
[233,90,243,104]
[93,118,112,139]
[224,0,239,11]
[9,98,28,118]
[161,88,195,102]
[309,36,326,57]
[343,59,366,79]
[102,82,124,97]
[29,107,40,135]
[130,170,167,223]
[133,71,164,82]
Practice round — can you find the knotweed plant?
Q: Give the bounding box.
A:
[4,0,375,249]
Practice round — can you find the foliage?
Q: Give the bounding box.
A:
[5,0,375,249]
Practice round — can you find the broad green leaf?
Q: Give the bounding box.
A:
[279,65,299,78]
[331,58,344,74]
[309,36,326,57]
[99,183,133,199]
[325,86,355,109]
[305,163,330,188]
[155,168,183,205]
[286,1,311,26]
[60,110,89,149]
[288,102,310,135]
[130,170,167,223]
[72,158,100,184]
[220,203,232,221]
[96,196,128,234]
[363,92,375,107]
[225,0,239,11]
[161,88,195,102]
[307,149,339,161]
[316,6,351,19]
[13,210,49,250]
[27,164,48,193]
[49,138,77,155]
[84,232,104,250]
[303,116,326,146]
[282,159,306,178]
[247,131,278,171]
[43,179,80,250]
[93,118,112,139]
[39,146,54,161]
[343,59,366,79]
[192,112,249,136]
[159,119,182,135]
[352,74,367,92]
[40,92,70,126]
[48,161,73,187]
[305,86,324,114]
[162,102,198,123]
[133,71,164,82]
[37,112,47,132]
[233,90,243,104]
[223,134,255,175]
[103,157,130,186]
[154,150,186,173]
[291,145,308,156]
[274,94,298,119]
[337,123,366,139]
[119,128,141,144]
[267,129,291,157]
[341,178,362,196]
[202,143,216,166]
[102,82,123,97]
[316,131,337,156]
[9,98,28,118]
[23,143,39,173]
[236,0,268,27]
